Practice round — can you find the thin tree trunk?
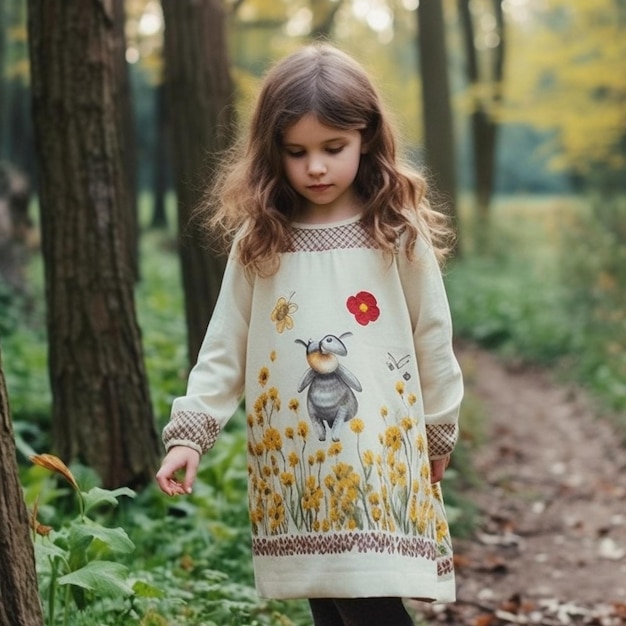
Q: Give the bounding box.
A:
[161,0,236,365]
[310,0,344,39]
[458,0,506,250]
[112,0,139,280]
[150,83,169,229]
[416,0,460,255]
[27,0,161,489]
[0,346,44,626]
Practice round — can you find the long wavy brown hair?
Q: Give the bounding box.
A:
[203,43,455,276]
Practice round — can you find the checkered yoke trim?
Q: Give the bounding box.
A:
[163,410,220,454]
[288,221,378,252]
[426,423,458,458]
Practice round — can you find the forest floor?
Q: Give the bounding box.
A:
[412,344,626,626]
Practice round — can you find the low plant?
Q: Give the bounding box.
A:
[28,453,153,625]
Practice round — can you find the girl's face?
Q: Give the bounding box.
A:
[281,113,364,224]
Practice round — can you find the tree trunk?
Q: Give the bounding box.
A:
[161,0,236,365]
[27,0,161,489]
[112,0,139,280]
[0,0,5,157]
[416,0,460,255]
[0,347,44,626]
[310,0,344,39]
[458,0,506,250]
[150,83,169,230]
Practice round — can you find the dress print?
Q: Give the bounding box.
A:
[164,215,462,600]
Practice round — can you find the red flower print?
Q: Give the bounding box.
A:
[346,291,380,326]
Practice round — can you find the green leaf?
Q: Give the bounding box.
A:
[132,580,165,599]
[34,540,66,562]
[57,560,134,597]
[82,486,136,513]
[69,521,135,555]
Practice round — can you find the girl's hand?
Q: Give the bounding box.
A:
[156,446,200,496]
[430,456,451,484]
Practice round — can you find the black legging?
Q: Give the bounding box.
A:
[308,597,415,626]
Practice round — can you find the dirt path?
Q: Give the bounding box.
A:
[416,345,626,625]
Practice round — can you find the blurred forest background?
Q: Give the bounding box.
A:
[0,0,624,625]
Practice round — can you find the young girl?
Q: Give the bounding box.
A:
[156,43,463,626]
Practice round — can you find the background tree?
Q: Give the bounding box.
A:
[0,346,44,626]
[416,0,460,253]
[27,0,161,489]
[161,0,236,365]
[112,0,140,279]
[310,0,345,39]
[501,0,625,190]
[458,0,505,248]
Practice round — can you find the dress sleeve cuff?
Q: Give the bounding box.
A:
[426,423,458,459]
[162,410,221,455]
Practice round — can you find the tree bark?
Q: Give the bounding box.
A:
[0,347,44,626]
[161,0,236,365]
[112,0,139,280]
[416,0,460,255]
[458,0,506,249]
[27,0,161,489]
[150,83,169,230]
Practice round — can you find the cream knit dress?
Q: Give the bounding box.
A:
[163,214,464,602]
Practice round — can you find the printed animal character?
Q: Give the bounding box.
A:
[295,332,362,442]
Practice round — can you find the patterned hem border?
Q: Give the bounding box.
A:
[437,555,454,576]
[252,531,438,560]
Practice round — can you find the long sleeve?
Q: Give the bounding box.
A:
[162,254,254,456]
[397,236,464,459]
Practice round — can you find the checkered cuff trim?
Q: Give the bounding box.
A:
[426,423,458,459]
[163,410,220,455]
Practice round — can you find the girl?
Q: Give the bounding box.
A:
[156,43,464,626]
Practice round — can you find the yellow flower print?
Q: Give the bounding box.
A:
[384,425,403,451]
[280,472,295,487]
[315,449,326,464]
[380,405,388,418]
[328,442,343,457]
[288,452,300,467]
[362,450,375,466]
[297,421,309,439]
[258,367,269,387]
[395,381,405,395]
[400,417,414,432]
[289,398,300,412]
[271,292,298,333]
[270,350,277,362]
[350,418,365,434]
[250,507,264,525]
[407,393,417,406]
[268,493,286,531]
[285,427,295,439]
[263,427,283,451]
[436,519,449,543]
